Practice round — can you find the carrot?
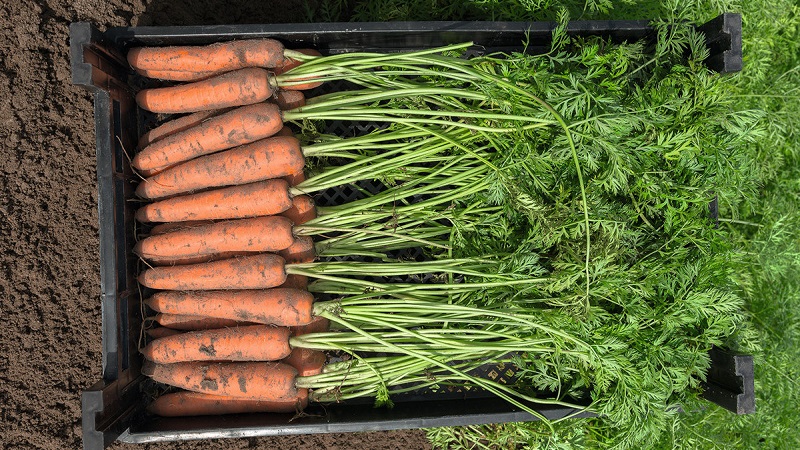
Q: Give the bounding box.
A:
[146,327,182,339]
[281,348,326,377]
[147,390,307,416]
[154,313,255,331]
[279,274,308,291]
[139,166,174,178]
[128,39,286,75]
[280,195,317,225]
[279,235,315,264]
[144,287,313,326]
[145,251,256,266]
[135,216,295,262]
[280,78,323,92]
[136,179,292,223]
[284,170,305,187]
[136,68,274,114]
[132,103,282,172]
[135,136,304,200]
[139,254,288,291]
[142,360,303,401]
[142,325,292,364]
[273,90,305,111]
[150,220,215,235]
[276,126,294,137]
[282,316,331,377]
[286,315,329,377]
[132,46,319,84]
[285,314,329,377]
[137,69,217,82]
[277,126,297,189]
[290,316,330,336]
[138,109,224,149]
[273,49,322,76]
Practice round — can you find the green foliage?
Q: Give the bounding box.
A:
[300,0,800,448]
[304,0,736,23]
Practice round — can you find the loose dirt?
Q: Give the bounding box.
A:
[0,1,431,448]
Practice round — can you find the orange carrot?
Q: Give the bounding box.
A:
[144,251,257,266]
[128,39,286,75]
[136,68,274,114]
[290,316,330,336]
[134,47,320,84]
[138,166,174,178]
[147,390,307,416]
[144,288,313,326]
[284,314,329,378]
[276,126,294,136]
[154,313,255,331]
[137,69,217,82]
[284,170,305,187]
[138,109,224,149]
[279,274,308,291]
[280,195,317,225]
[139,254,288,291]
[279,235,315,264]
[273,49,322,75]
[273,90,305,111]
[136,179,292,223]
[142,325,292,364]
[146,327,182,339]
[281,78,323,91]
[281,348,326,377]
[142,360,303,401]
[135,216,295,262]
[135,136,304,200]
[132,102,283,172]
[150,220,215,235]
[277,121,303,187]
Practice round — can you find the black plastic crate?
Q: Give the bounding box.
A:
[70,16,750,450]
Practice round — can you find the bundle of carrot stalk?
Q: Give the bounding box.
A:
[129,38,594,421]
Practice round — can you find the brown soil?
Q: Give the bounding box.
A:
[0,1,432,449]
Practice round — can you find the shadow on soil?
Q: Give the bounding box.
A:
[137,0,317,26]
